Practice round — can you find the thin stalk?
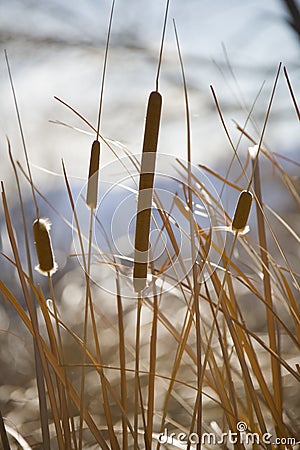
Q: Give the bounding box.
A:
[62,162,120,450]
[1,183,65,449]
[187,233,238,450]
[146,262,159,449]
[210,85,249,183]
[0,410,11,450]
[4,50,39,219]
[156,289,198,450]
[247,63,281,191]
[283,66,300,120]
[4,53,52,448]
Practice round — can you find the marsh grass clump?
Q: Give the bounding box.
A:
[0,3,300,450]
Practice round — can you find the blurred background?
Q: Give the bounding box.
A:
[0,0,299,193]
[0,2,299,446]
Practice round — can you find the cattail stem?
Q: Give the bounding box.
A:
[231,190,253,233]
[47,274,72,450]
[247,62,281,191]
[146,264,158,449]
[155,0,170,92]
[96,0,115,138]
[284,65,300,120]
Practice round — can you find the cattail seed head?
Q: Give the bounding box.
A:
[33,218,57,276]
[86,140,100,209]
[231,190,253,233]
[143,91,162,154]
[133,91,162,292]
[248,144,259,160]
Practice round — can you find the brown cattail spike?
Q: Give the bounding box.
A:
[231,190,253,233]
[86,140,100,209]
[33,218,57,275]
[143,91,162,153]
[133,91,162,292]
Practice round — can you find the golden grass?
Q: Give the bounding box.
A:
[32,219,57,276]
[1,6,300,450]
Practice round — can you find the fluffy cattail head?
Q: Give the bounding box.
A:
[231,190,253,234]
[33,218,57,276]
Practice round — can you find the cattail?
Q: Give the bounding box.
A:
[33,218,57,276]
[86,140,100,209]
[231,190,253,233]
[133,91,162,292]
[133,0,168,293]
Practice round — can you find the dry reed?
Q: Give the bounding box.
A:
[86,139,101,209]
